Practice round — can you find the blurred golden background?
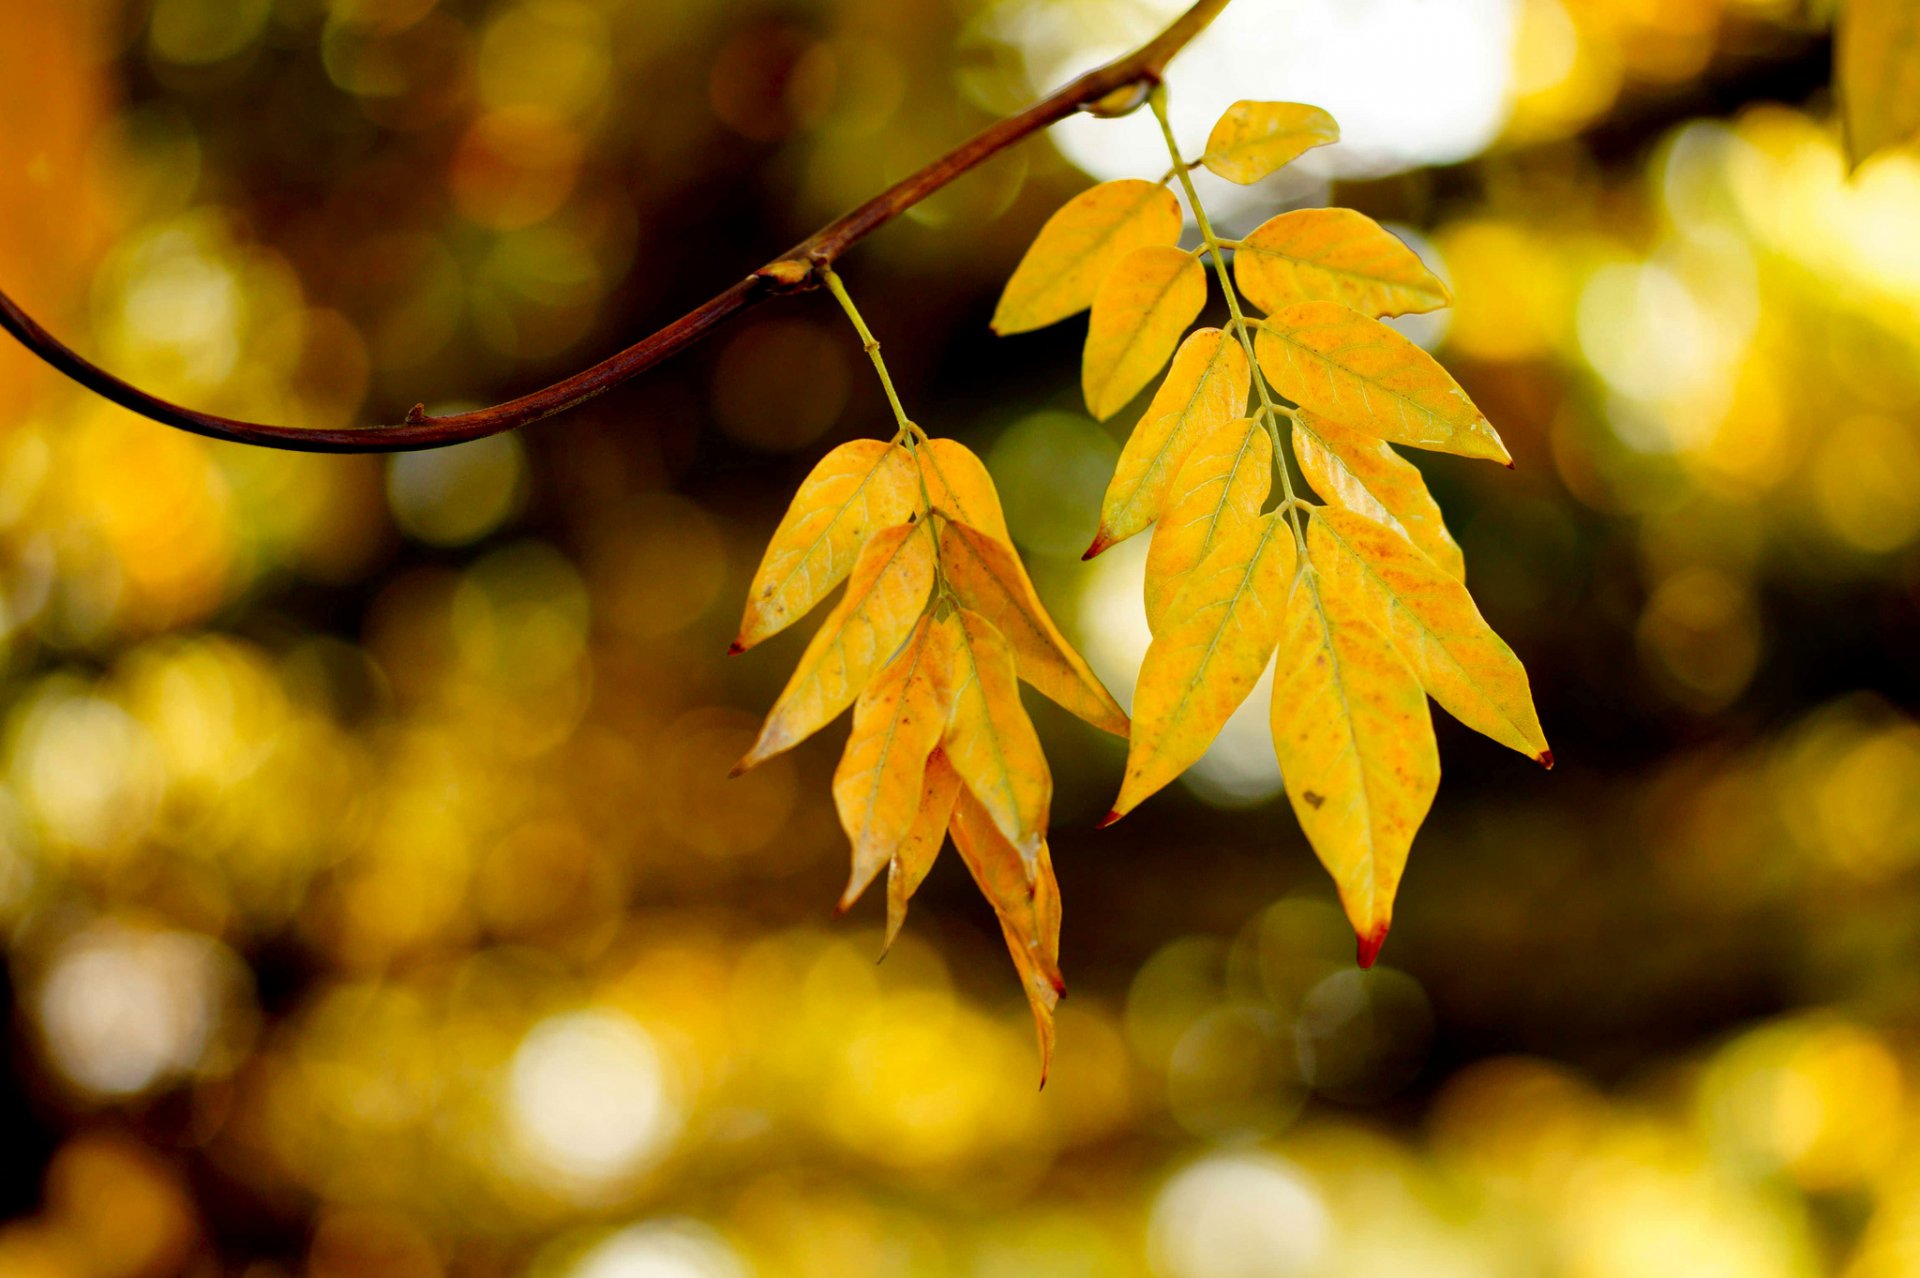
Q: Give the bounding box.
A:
[3,0,1920,1274]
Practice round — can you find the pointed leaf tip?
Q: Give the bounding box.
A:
[1538,749,1554,771]
[1094,809,1122,830]
[1356,924,1388,968]
[727,757,751,779]
[1082,532,1111,561]
[727,639,746,655]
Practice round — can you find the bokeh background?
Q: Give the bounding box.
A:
[2,0,1918,1274]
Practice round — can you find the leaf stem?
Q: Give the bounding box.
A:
[819,265,916,441]
[1149,86,1310,549]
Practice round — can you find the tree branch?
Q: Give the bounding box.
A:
[0,0,1232,454]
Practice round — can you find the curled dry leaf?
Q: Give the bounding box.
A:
[992,179,1183,335]
[1201,101,1339,185]
[1235,208,1451,319]
[1083,244,1210,421]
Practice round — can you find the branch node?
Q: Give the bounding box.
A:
[404,403,431,425]
[755,259,814,292]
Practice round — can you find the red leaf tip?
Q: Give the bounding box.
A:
[1356,924,1389,969]
[727,639,747,655]
[727,758,752,779]
[1537,749,1554,771]
[1081,533,1111,561]
[1094,808,1123,830]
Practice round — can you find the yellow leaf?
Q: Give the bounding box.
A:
[1143,417,1270,632]
[1270,560,1438,965]
[1839,0,1920,168]
[1201,101,1339,185]
[949,783,1063,1080]
[992,179,1183,335]
[1309,508,1549,764]
[1089,328,1250,556]
[1254,302,1511,465]
[1108,512,1297,821]
[1235,208,1450,319]
[1294,412,1465,581]
[1083,245,1209,421]
[735,441,918,651]
[939,518,1129,736]
[882,749,962,950]
[832,614,951,908]
[916,437,1011,542]
[738,520,935,769]
[939,607,1051,860]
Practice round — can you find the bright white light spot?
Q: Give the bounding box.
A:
[565,1220,749,1278]
[1149,1152,1333,1278]
[508,1010,681,1192]
[1076,534,1282,806]
[37,924,232,1096]
[1017,0,1518,224]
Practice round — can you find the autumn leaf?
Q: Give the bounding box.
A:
[949,783,1064,1079]
[1143,416,1270,632]
[1201,101,1339,185]
[737,519,935,769]
[1107,512,1297,822]
[735,440,918,651]
[832,613,951,908]
[1270,559,1438,966]
[1083,244,1209,421]
[1089,328,1250,557]
[1838,0,1920,169]
[1294,412,1465,581]
[1309,508,1549,764]
[882,749,962,950]
[1235,208,1450,319]
[939,607,1051,860]
[1254,302,1510,464]
[938,518,1129,736]
[992,179,1183,335]
[916,437,1011,541]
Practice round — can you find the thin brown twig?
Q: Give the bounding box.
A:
[0,0,1232,454]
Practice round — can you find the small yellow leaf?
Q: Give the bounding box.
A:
[939,518,1129,736]
[1294,412,1465,581]
[735,441,918,651]
[1083,245,1209,421]
[1235,208,1450,319]
[882,749,962,950]
[1270,560,1438,963]
[1201,101,1339,185]
[1254,302,1510,464]
[739,520,935,769]
[832,614,951,908]
[1109,512,1297,821]
[939,607,1051,860]
[949,783,1063,1080]
[1839,0,1920,169]
[992,179,1183,335]
[916,437,1011,542]
[1090,328,1250,556]
[1143,417,1270,632]
[1309,508,1548,764]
